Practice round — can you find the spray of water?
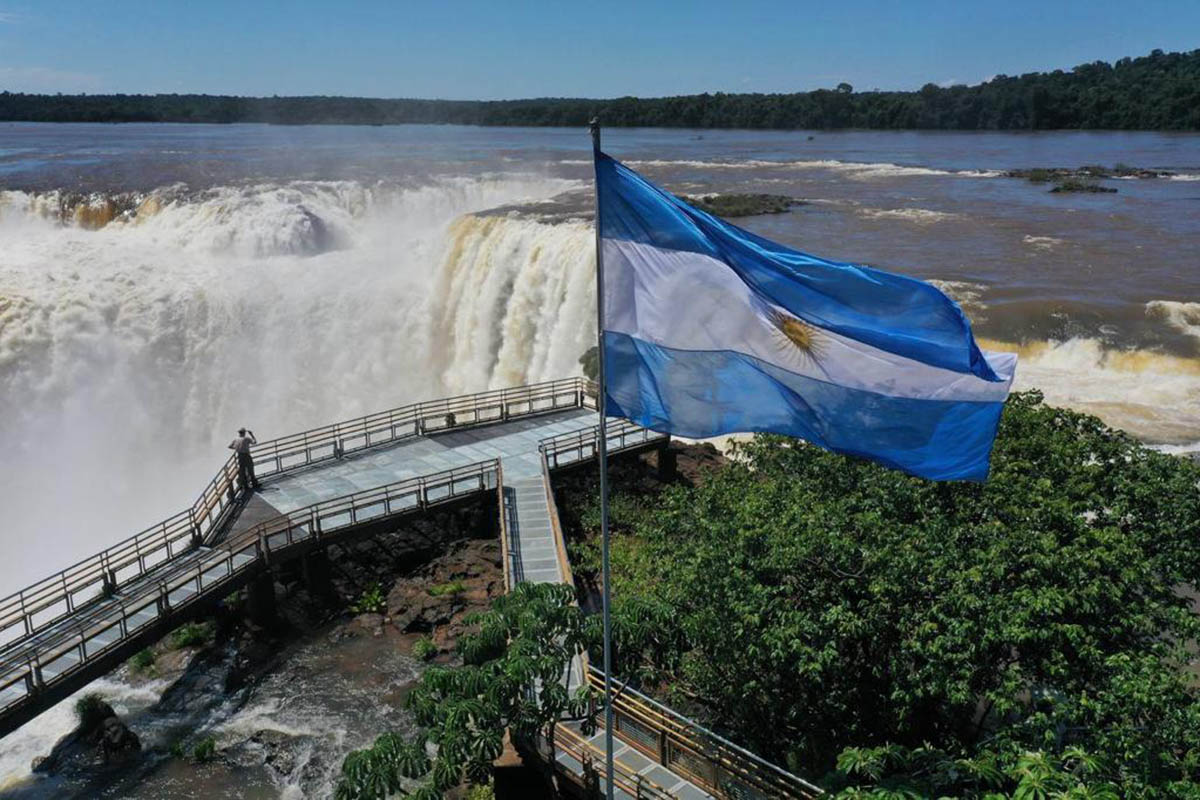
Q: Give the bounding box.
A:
[0,176,590,595]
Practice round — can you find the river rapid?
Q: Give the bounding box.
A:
[0,122,1198,794]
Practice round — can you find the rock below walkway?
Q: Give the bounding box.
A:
[32,699,141,776]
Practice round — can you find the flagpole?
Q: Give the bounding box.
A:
[589,117,615,800]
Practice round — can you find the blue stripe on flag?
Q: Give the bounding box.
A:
[604,331,1006,482]
[596,153,999,381]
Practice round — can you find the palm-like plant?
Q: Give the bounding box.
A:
[334,582,603,799]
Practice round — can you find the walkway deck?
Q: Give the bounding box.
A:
[0,378,817,798]
[255,409,592,517]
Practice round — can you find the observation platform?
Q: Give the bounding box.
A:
[0,378,818,799]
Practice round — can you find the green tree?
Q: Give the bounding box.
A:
[578,346,599,382]
[2,49,1197,130]
[334,582,601,800]
[561,391,1200,795]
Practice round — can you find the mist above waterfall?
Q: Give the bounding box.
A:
[0,176,594,593]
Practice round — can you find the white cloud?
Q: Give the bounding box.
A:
[937,78,961,88]
[0,12,20,23]
[0,66,104,93]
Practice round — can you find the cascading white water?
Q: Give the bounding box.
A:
[432,214,595,394]
[0,174,603,791]
[0,176,595,597]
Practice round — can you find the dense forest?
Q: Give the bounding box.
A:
[2,48,1197,130]
[557,392,1200,798]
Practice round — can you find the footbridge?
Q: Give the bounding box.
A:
[0,377,819,799]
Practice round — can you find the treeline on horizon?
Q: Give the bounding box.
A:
[2,48,1197,130]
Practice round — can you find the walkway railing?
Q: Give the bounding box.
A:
[585,668,821,799]
[251,377,592,480]
[539,418,668,471]
[0,460,499,727]
[0,475,234,651]
[549,724,681,800]
[536,422,818,798]
[0,377,592,655]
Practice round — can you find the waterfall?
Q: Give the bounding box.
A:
[0,176,594,593]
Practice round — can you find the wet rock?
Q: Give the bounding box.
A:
[33,699,141,775]
[676,193,805,217]
[333,612,386,640]
[100,716,141,764]
[219,728,309,779]
[386,539,504,651]
[254,729,299,777]
[668,441,726,484]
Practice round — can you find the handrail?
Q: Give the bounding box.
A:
[585,667,822,799]
[0,377,592,655]
[540,456,579,597]
[551,723,678,800]
[538,417,667,471]
[496,461,511,594]
[250,377,592,481]
[0,460,501,720]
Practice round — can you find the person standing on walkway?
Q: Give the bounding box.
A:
[229,427,261,491]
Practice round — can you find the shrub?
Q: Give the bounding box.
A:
[350,583,387,615]
[412,636,438,661]
[192,735,217,762]
[582,391,1200,794]
[427,580,466,597]
[1050,176,1117,193]
[465,781,496,800]
[335,583,602,799]
[128,648,156,675]
[73,693,109,729]
[578,346,599,382]
[169,621,214,650]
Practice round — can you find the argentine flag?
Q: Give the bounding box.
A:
[595,152,1017,481]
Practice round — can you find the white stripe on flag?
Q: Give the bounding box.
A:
[602,238,1016,403]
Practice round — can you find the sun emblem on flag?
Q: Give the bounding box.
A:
[768,308,823,362]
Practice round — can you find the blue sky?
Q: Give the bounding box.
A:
[0,0,1196,99]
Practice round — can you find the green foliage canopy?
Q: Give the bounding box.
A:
[565,391,1200,797]
[2,49,1197,130]
[335,582,601,799]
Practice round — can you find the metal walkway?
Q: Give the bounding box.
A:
[0,379,597,736]
[0,377,817,798]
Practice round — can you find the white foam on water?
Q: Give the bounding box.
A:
[927,279,989,311]
[1148,441,1200,456]
[979,336,1200,444]
[858,207,961,223]
[1023,234,1065,248]
[0,677,169,791]
[1147,300,1200,345]
[1168,173,1200,181]
[561,157,1001,178]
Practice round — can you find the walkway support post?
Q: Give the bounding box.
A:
[589,117,616,800]
[657,440,676,481]
[246,571,278,628]
[302,549,337,603]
